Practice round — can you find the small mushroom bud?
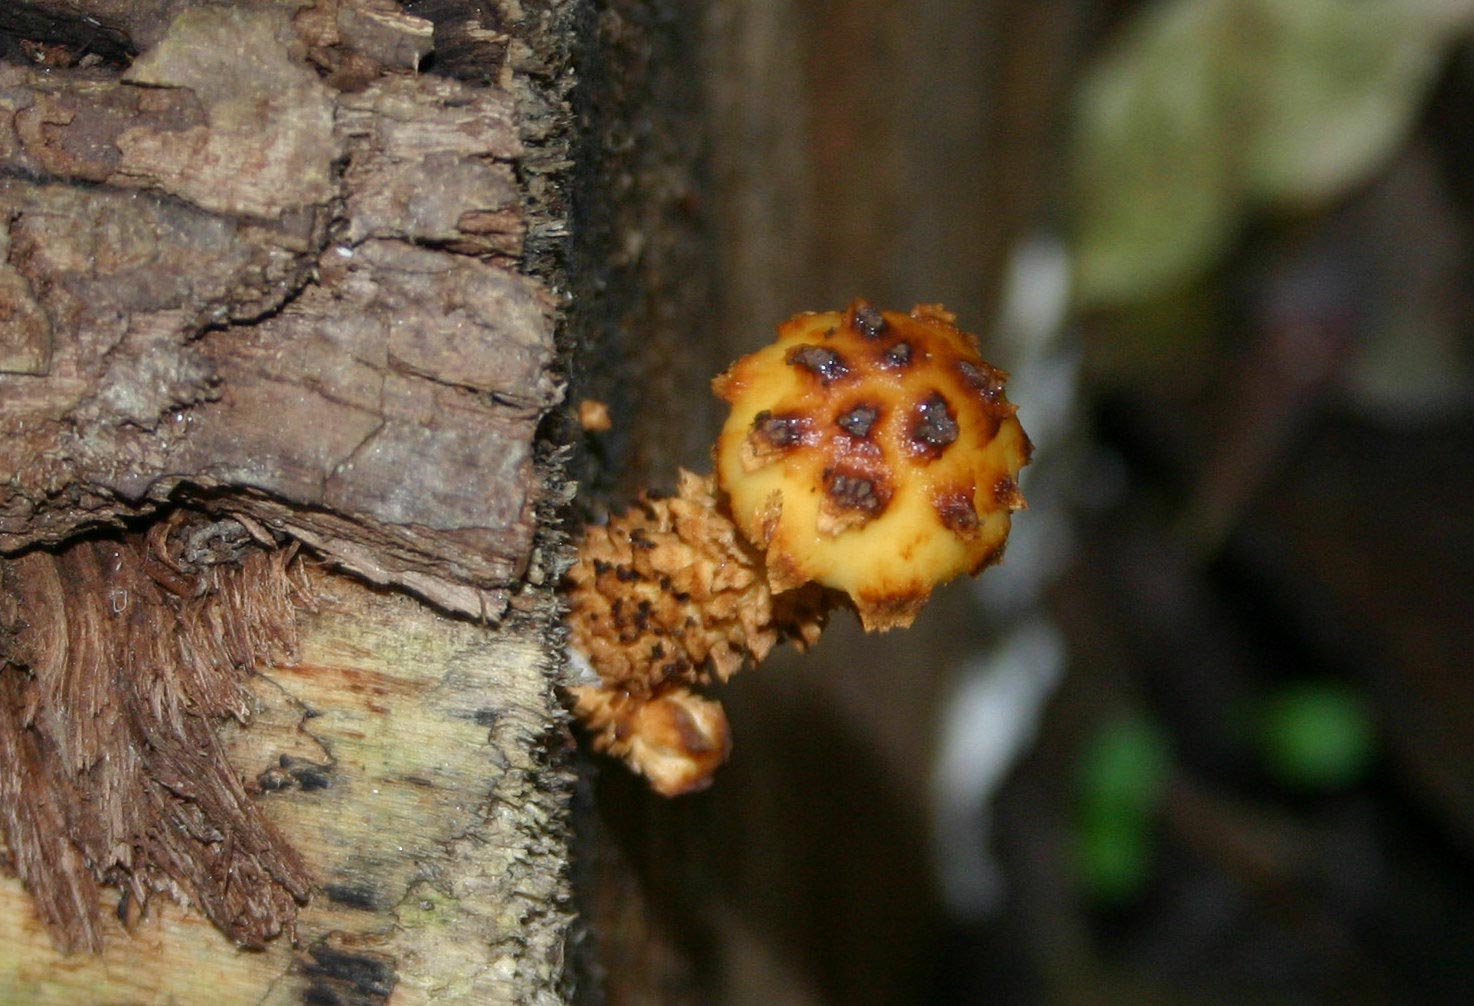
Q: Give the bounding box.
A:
[572,685,732,798]
[567,302,1030,795]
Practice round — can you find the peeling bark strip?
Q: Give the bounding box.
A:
[0,515,312,953]
[0,0,561,619]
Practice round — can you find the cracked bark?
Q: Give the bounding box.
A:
[1,1,576,1003]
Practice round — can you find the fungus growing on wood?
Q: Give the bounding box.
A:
[567,301,1031,795]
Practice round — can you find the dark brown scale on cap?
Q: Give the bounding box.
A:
[786,344,850,384]
[752,410,809,448]
[880,341,913,369]
[825,469,889,514]
[957,359,1007,405]
[993,475,1026,509]
[933,488,980,537]
[910,392,959,456]
[849,301,887,339]
[835,403,879,438]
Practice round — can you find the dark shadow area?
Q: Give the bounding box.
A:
[0,2,135,70]
[587,659,938,1005]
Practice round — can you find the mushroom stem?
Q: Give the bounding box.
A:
[565,471,826,795]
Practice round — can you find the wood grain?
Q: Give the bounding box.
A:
[1,569,572,1005]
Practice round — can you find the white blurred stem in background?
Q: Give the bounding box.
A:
[931,233,1081,918]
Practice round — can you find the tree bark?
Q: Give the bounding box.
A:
[1,1,578,1002]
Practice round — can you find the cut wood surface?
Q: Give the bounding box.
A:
[1,569,571,1005]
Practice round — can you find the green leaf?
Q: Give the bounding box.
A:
[1076,804,1156,903]
[1074,715,1173,902]
[1078,714,1173,820]
[1072,0,1240,307]
[1244,0,1448,202]
[1072,0,1473,307]
[1259,681,1376,790]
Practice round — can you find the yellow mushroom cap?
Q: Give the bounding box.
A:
[712,301,1032,631]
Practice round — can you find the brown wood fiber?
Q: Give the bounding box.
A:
[0,516,312,952]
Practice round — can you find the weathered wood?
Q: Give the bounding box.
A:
[1,0,579,1001]
[0,0,560,618]
[1,528,315,954]
[1,569,571,1005]
[577,2,1086,1002]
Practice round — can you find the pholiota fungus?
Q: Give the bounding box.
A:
[567,301,1032,795]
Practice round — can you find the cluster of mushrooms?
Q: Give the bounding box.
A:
[567,301,1032,795]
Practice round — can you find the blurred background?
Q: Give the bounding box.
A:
[570,0,1474,1002]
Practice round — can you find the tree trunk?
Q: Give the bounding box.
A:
[1,1,580,1002]
[579,2,1087,1002]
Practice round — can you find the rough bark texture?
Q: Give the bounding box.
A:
[1,0,579,1002]
[0,0,561,618]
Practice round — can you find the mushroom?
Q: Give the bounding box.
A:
[567,301,1031,796]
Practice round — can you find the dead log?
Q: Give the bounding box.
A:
[1,1,581,1002]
